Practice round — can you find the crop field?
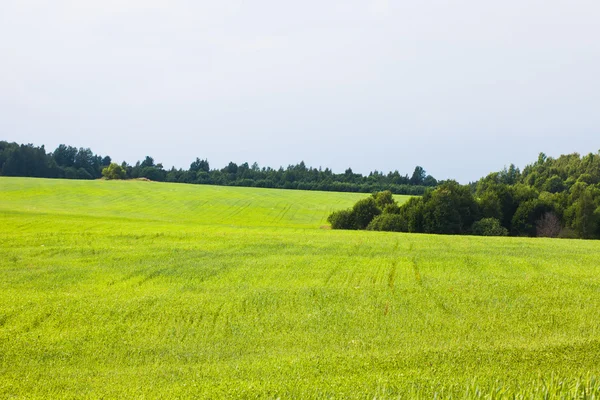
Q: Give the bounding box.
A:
[1,177,600,399]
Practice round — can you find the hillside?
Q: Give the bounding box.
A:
[1,177,599,398]
[0,177,376,229]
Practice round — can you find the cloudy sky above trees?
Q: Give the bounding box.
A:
[1,0,599,182]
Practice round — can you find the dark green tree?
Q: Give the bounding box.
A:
[570,187,600,238]
[421,181,479,234]
[367,214,406,232]
[352,197,381,229]
[52,144,78,168]
[190,158,210,173]
[410,166,426,185]
[140,156,155,168]
[511,199,555,237]
[327,209,355,230]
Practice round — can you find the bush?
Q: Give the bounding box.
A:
[352,197,381,229]
[327,209,355,230]
[471,218,508,236]
[511,199,554,236]
[102,163,127,180]
[367,214,406,232]
[399,197,425,233]
[372,190,395,209]
[558,227,578,239]
[421,181,479,234]
[383,203,401,215]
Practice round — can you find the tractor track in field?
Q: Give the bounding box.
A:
[209,303,226,338]
[216,199,248,222]
[226,200,252,220]
[137,268,170,286]
[20,311,53,334]
[271,202,294,223]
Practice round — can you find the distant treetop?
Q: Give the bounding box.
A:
[0,140,437,195]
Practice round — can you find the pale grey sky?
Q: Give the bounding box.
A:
[1,0,599,182]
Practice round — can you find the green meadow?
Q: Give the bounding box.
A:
[1,177,600,399]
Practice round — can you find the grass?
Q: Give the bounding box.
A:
[1,177,600,398]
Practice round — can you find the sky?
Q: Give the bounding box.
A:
[1,0,599,183]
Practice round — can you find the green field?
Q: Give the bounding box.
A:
[1,177,600,398]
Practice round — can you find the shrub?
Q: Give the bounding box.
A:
[558,227,578,239]
[421,181,479,234]
[472,218,508,236]
[399,197,425,233]
[352,197,381,229]
[367,214,407,232]
[383,203,401,215]
[327,209,355,230]
[372,190,395,209]
[102,163,127,180]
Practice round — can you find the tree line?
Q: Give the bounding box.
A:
[0,141,436,195]
[329,151,600,239]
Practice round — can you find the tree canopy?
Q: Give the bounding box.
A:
[329,151,600,240]
[0,141,436,195]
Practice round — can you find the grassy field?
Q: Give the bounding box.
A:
[1,177,600,399]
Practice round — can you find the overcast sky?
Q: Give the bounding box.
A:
[1,0,599,182]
